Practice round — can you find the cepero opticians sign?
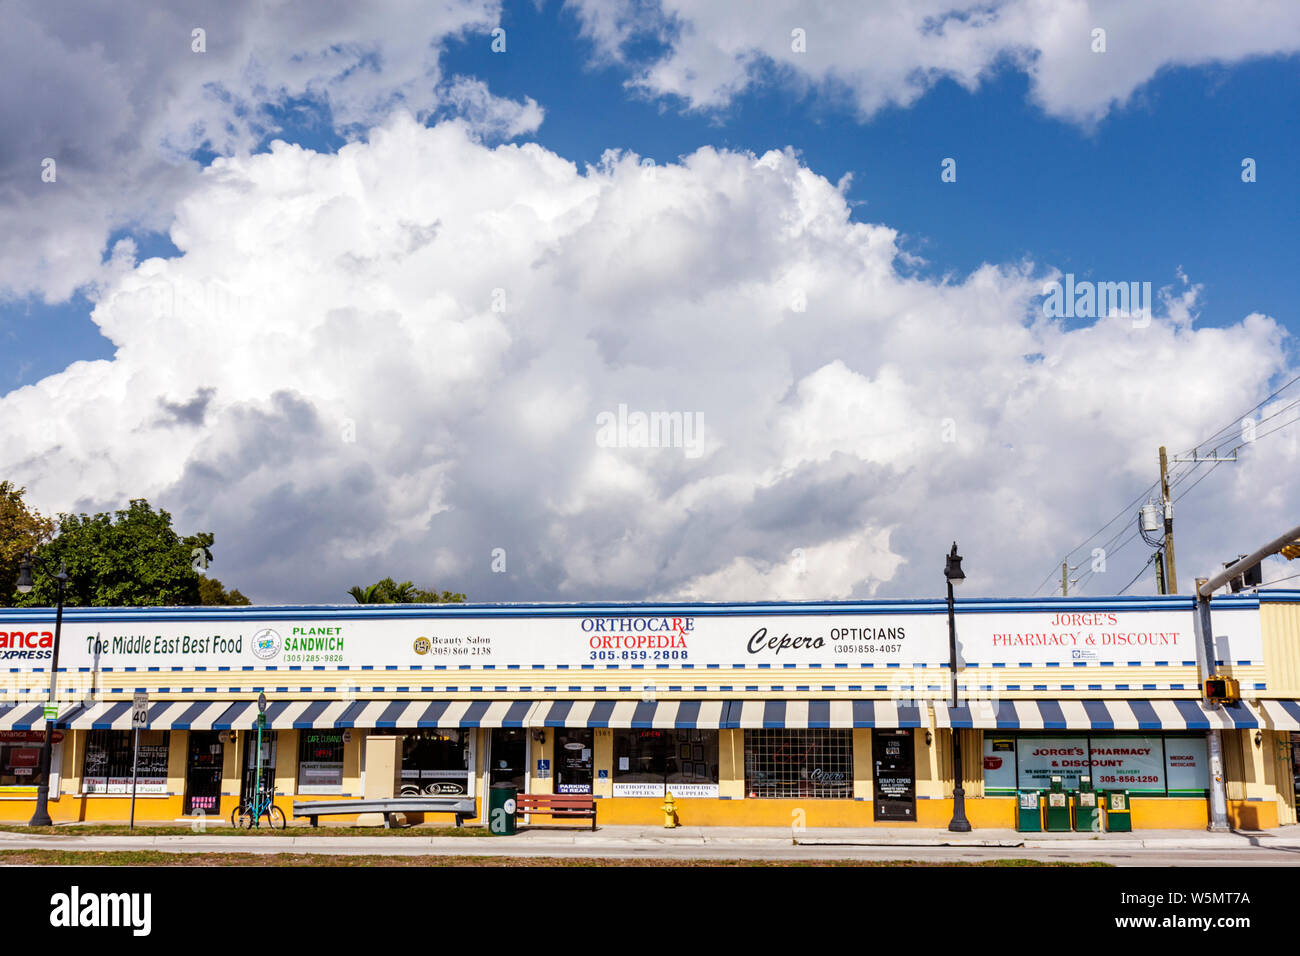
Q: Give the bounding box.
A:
[0,602,1261,672]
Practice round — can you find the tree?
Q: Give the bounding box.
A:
[12,499,215,607]
[0,481,55,607]
[347,577,466,604]
[199,575,251,606]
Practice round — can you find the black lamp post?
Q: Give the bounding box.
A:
[15,553,68,827]
[944,542,971,833]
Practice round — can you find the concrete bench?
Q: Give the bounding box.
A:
[293,797,476,828]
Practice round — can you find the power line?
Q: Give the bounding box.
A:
[1172,459,1226,503]
[1118,551,1159,595]
[1186,397,1300,462]
[1040,375,1300,596]
[1031,478,1161,596]
[1175,371,1300,461]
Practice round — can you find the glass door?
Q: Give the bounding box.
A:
[239,731,277,804]
[1291,735,1300,803]
[185,730,224,815]
[872,728,916,821]
[554,729,594,794]
[488,728,527,790]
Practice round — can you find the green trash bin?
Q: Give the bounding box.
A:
[1044,776,1071,831]
[488,783,518,835]
[1016,790,1043,832]
[1073,775,1101,832]
[1104,790,1132,832]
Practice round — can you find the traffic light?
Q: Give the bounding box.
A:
[1204,677,1240,704]
[1223,556,1263,593]
[1282,540,1300,560]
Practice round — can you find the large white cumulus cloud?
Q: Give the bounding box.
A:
[566,0,1300,124]
[0,0,528,301]
[0,113,1293,603]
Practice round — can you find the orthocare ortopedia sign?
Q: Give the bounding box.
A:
[0,603,1262,673]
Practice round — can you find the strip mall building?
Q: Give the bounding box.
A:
[1,592,1298,829]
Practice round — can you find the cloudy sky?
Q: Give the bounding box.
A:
[1,0,1298,605]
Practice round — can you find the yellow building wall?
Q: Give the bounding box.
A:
[718,729,744,798]
[917,728,942,799]
[342,730,361,797]
[589,729,606,798]
[1261,602,1300,697]
[852,729,872,799]
[592,796,1016,828]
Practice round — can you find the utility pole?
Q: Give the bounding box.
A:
[1159,446,1178,593]
[1194,523,1300,831]
[1154,551,1166,595]
[1061,562,1068,597]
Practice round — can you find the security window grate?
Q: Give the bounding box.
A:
[744,729,853,799]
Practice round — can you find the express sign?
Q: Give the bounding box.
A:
[0,630,54,661]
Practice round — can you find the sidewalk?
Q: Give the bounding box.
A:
[2,823,1297,854]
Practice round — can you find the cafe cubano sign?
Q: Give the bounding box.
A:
[0,602,1262,673]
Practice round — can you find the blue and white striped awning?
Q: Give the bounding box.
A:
[0,703,77,731]
[57,699,536,731]
[1254,700,1300,731]
[726,700,924,728]
[932,699,1259,731]
[333,699,535,728]
[529,700,729,729]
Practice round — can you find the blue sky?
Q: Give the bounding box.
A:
[4,5,1295,390]
[2,1,1298,604]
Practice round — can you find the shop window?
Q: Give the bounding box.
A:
[83,730,170,794]
[613,729,719,797]
[982,734,1208,796]
[397,728,471,796]
[0,730,63,790]
[744,729,852,799]
[1162,737,1209,794]
[297,730,345,794]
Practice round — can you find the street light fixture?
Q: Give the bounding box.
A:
[15,552,69,827]
[945,542,971,833]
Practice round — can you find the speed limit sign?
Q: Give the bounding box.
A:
[132,692,149,729]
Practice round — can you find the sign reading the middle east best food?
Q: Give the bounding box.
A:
[0,604,1262,673]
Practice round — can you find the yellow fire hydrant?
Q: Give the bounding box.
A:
[661,791,679,828]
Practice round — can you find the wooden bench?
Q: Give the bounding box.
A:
[293,797,476,828]
[515,792,597,830]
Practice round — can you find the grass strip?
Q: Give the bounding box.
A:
[0,849,1112,867]
[0,824,486,837]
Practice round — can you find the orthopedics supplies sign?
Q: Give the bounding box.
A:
[0,602,1262,674]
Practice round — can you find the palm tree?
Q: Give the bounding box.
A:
[347,583,388,604]
[384,579,418,602]
[348,578,467,604]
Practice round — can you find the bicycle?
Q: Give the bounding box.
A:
[231,784,286,829]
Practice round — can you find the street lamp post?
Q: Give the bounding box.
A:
[15,553,69,827]
[945,542,971,833]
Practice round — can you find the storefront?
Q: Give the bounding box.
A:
[297,730,345,795]
[0,592,1295,830]
[0,729,60,791]
[612,728,719,797]
[396,728,472,796]
[980,732,1209,796]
